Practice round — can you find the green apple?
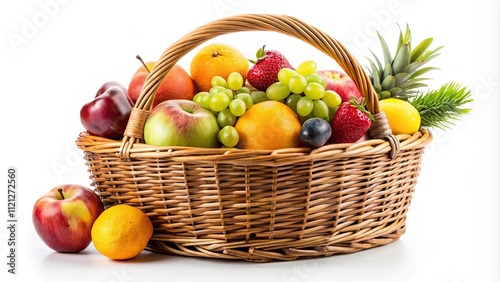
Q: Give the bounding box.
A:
[144,99,220,147]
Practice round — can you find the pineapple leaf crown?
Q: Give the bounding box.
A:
[367,24,444,101]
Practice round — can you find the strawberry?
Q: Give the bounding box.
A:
[247,45,293,91]
[330,97,374,143]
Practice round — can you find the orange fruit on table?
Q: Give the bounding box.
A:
[91,204,153,260]
[190,43,249,92]
[234,100,303,150]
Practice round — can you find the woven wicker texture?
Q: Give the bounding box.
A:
[76,14,432,262]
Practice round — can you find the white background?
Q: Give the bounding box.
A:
[1,0,499,281]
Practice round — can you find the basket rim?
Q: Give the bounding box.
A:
[76,128,432,163]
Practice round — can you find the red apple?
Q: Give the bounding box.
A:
[80,81,133,139]
[128,56,197,109]
[32,184,105,253]
[143,99,220,148]
[316,70,362,103]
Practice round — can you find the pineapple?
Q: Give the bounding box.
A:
[367,24,443,101]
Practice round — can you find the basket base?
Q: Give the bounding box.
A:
[145,223,406,262]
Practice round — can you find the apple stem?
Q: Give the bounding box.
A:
[58,188,65,200]
[136,55,151,73]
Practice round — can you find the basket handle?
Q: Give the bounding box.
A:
[120,14,399,158]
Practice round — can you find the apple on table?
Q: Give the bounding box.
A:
[32,184,105,253]
[316,70,362,103]
[143,99,220,148]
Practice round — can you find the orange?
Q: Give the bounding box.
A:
[190,43,249,92]
[379,98,421,135]
[234,101,303,150]
[91,204,153,260]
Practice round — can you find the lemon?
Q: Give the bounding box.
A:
[379,98,421,135]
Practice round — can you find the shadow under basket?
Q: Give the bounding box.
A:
[76,14,432,262]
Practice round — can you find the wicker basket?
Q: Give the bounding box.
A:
[76,14,432,262]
